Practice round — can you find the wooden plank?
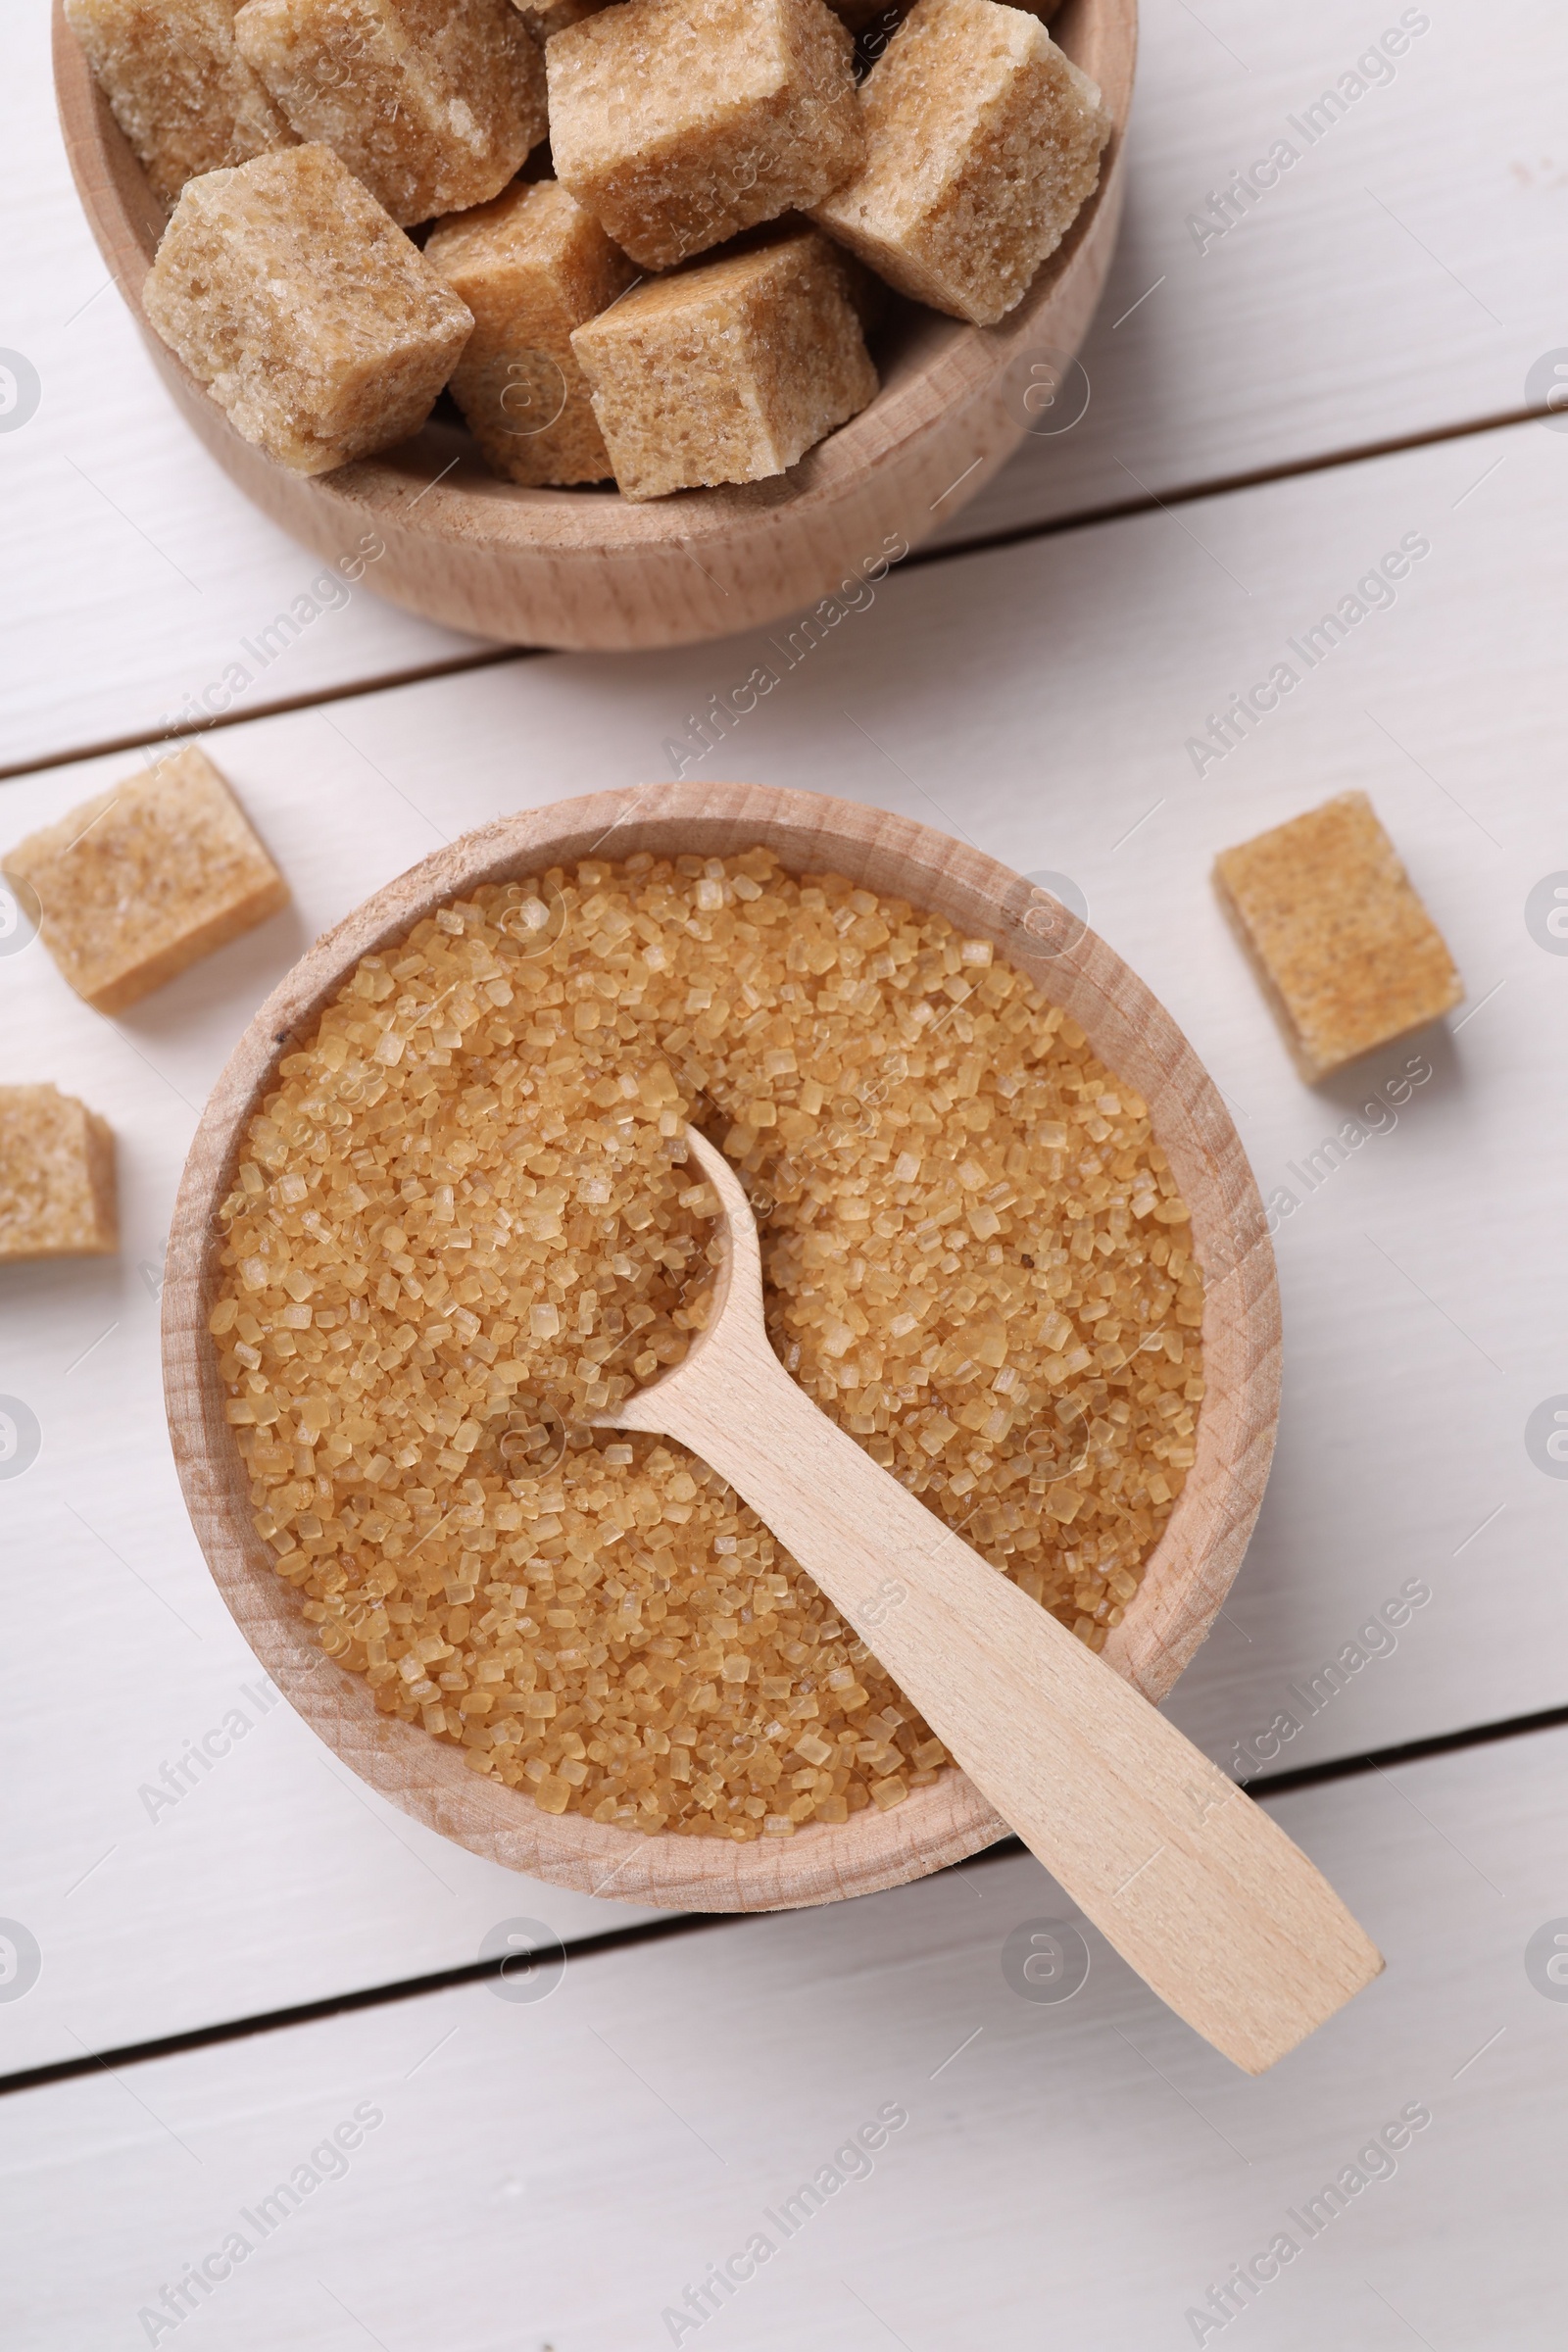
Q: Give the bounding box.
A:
[3,1724,1563,2347]
[3,416,1562,2069]
[7,0,1566,767]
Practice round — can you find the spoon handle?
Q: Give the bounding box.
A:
[611,1136,1382,2073]
[621,1343,1379,2071]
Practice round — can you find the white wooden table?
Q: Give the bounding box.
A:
[4,0,1566,2337]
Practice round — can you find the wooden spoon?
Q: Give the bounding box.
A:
[605,1126,1383,2073]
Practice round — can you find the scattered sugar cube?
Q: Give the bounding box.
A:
[143,145,473,474]
[548,0,863,270]
[233,0,546,224]
[571,226,876,500]
[812,0,1110,326]
[424,179,636,486]
[1213,792,1464,1083]
[0,1088,118,1262]
[65,0,297,208]
[2,745,289,1016]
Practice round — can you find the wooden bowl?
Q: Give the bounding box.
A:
[163,781,1280,1914]
[54,0,1136,655]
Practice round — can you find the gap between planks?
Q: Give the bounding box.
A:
[4,1697,1564,2104]
[0,404,1539,790]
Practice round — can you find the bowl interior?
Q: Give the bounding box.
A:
[163,783,1279,1914]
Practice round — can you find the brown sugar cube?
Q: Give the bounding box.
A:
[424,180,636,486]
[64,0,297,209]
[142,146,472,474]
[0,1089,118,1262]
[811,0,1110,327]
[547,0,863,271]
[2,746,289,1017]
[1213,793,1465,1083]
[233,0,546,224]
[570,227,876,500]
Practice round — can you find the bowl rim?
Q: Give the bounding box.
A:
[162,780,1280,1915]
[51,0,1140,566]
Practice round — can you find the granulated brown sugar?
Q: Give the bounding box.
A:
[212,850,1202,1840]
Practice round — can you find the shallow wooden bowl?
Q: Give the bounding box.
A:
[55,0,1135,654]
[164,781,1279,1913]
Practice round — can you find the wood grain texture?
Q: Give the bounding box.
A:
[612,1127,1368,2071]
[51,0,1136,652]
[5,1724,1562,2350]
[162,783,1280,1915]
